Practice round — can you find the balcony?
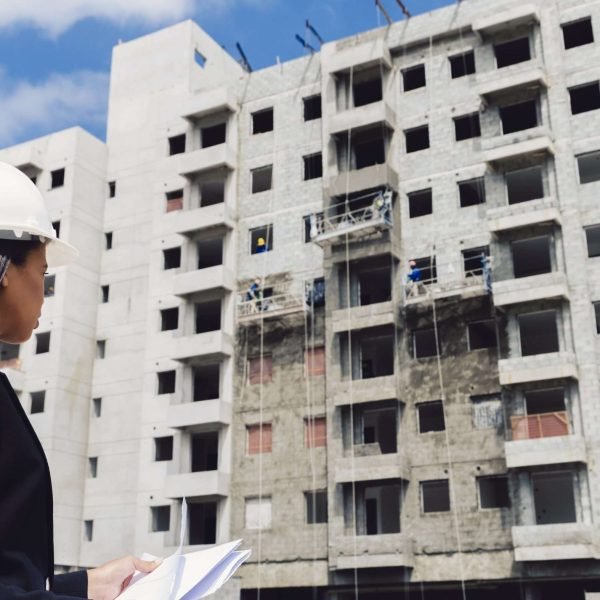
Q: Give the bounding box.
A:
[181,88,237,120]
[328,100,396,136]
[237,291,308,325]
[472,4,539,36]
[173,144,236,179]
[478,65,547,101]
[167,399,231,430]
[165,471,229,499]
[512,523,598,561]
[493,272,569,307]
[498,352,577,385]
[325,37,391,74]
[159,204,235,237]
[167,331,233,363]
[335,451,409,483]
[331,302,394,333]
[483,127,554,166]
[328,163,398,198]
[333,533,413,570]
[173,266,234,297]
[332,375,396,407]
[0,358,24,391]
[487,197,561,233]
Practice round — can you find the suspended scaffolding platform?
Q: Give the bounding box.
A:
[310,190,393,247]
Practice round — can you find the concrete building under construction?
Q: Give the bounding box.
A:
[2,0,600,597]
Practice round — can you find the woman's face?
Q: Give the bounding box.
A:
[0,244,47,344]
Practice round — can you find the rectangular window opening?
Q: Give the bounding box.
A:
[305,346,325,376]
[108,181,116,198]
[512,236,552,278]
[417,401,445,433]
[252,108,274,134]
[165,189,183,213]
[250,225,273,254]
[251,165,273,193]
[163,247,181,270]
[402,64,426,92]
[200,180,225,207]
[191,431,219,472]
[201,123,226,148]
[44,274,55,297]
[500,99,538,134]
[518,310,559,356]
[578,151,600,184]
[157,370,176,395]
[101,285,109,304]
[303,153,323,180]
[96,340,106,359]
[454,113,481,141]
[248,356,273,385]
[195,300,221,334]
[247,423,272,454]
[562,18,594,50]
[151,506,171,532]
[50,168,65,189]
[193,363,220,401]
[449,50,476,78]
[105,232,113,250]
[168,134,186,156]
[422,479,450,513]
[494,37,531,68]
[189,501,217,544]
[35,332,51,354]
[305,416,327,448]
[413,328,439,359]
[405,125,430,153]
[30,391,45,414]
[506,166,544,204]
[197,238,223,269]
[88,457,98,478]
[569,82,600,115]
[586,225,600,257]
[160,307,179,332]
[92,397,102,418]
[594,301,600,334]
[305,491,327,524]
[468,319,497,350]
[479,476,510,509]
[462,246,489,276]
[408,188,433,218]
[84,520,93,542]
[532,471,576,525]
[459,177,486,207]
[356,404,397,453]
[154,436,174,461]
[303,95,322,121]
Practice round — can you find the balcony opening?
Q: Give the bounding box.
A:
[303,152,323,180]
[188,501,217,544]
[494,37,531,69]
[305,491,327,524]
[160,307,179,332]
[500,99,538,134]
[526,388,566,414]
[154,436,173,461]
[511,236,551,278]
[251,165,273,193]
[157,370,176,394]
[506,165,544,204]
[458,177,486,207]
[562,18,594,50]
[353,402,397,454]
[250,225,273,254]
[303,94,322,121]
[586,225,600,257]
[577,150,600,184]
[201,123,226,148]
[405,125,430,153]
[449,50,476,78]
[521,388,569,440]
[166,189,183,212]
[163,247,181,270]
[351,481,401,535]
[200,180,225,206]
[532,471,576,524]
[50,168,65,189]
[518,310,559,356]
[192,363,220,401]
[408,188,433,218]
[402,64,426,92]
[44,274,55,297]
[35,332,50,354]
[340,255,392,307]
[197,238,223,269]
[151,506,171,532]
[468,319,497,350]
[191,431,218,471]
[195,300,221,334]
[463,246,489,277]
[478,476,510,509]
[352,73,383,107]
[569,82,600,115]
[417,401,445,433]
[340,327,394,380]
[252,108,273,134]
[338,127,388,171]
[413,328,439,359]
[30,391,45,414]
[454,113,481,141]
[421,479,450,513]
[168,134,186,156]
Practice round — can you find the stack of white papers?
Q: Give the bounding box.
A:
[118,501,250,599]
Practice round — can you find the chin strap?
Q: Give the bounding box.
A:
[0,255,10,284]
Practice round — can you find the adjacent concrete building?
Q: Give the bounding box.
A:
[3,0,600,597]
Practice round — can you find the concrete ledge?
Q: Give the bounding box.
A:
[487,197,560,232]
[505,435,586,468]
[483,132,554,165]
[473,4,539,35]
[158,203,235,237]
[492,272,569,306]
[333,533,414,569]
[167,399,231,430]
[172,144,237,178]
[165,471,229,499]
[331,301,395,333]
[335,452,409,483]
[326,37,392,74]
[173,266,234,296]
[328,163,398,197]
[168,331,233,362]
[328,100,396,135]
[181,87,237,120]
[512,523,597,561]
[498,352,577,385]
[331,375,397,406]
[478,65,546,100]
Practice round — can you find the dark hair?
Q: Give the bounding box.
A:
[0,239,44,267]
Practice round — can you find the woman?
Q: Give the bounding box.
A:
[0,162,160,599]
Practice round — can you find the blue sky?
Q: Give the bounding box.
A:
[0,0,455,147]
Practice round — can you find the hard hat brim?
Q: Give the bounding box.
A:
[46,237,79,268]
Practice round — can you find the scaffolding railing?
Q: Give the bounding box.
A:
[403,267,491,303]
[237,291,309,323]
[511,411,569,440]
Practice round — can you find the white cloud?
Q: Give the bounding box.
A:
[0,70,109,146]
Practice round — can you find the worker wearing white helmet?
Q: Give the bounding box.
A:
[0,162,160,599]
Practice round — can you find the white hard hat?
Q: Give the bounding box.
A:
[0,161,78,267]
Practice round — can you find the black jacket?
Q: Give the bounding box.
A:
[0,373,87,599]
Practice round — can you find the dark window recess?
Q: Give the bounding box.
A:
[562,18,594,50]
[500,99,538,134]
[193,364,220,401]
[201,123,226,148]
[50,168,65,189]
[479,476,510,509]
[586,225,600,257]
[422,479,451,513]
[418,401,445,433]
[191,432,219,472]
[408,188,433,218]
[105,232,113,250]
[252,108,274,134]
[160,307,179,331]
[168,134,186,155]
[151,506,171,532]
[88,457,98,478]
[459,177,486,207]
[518,311,559,356]
[108,181,116,198]
[194,50,206,68]
[525,388,566,415]
[506,166,544,204]
[30,391,45,414]
[0,342,19,363]
[195,300,221,334]
[413,328,439,359]
[512,236,551,278]
[355,332,395,379]
[165,190,183,213]
[96,340,106,359]
[468,320,497,350]
[188,502,217,545]
[463,246,489,276]
[578,151,600,184]
[405,125,430,153]
[101,285,109,303]
[84,520,93,542]
[93,397,102,418]
[197,238,223,269]
[595,302,600,334]
[44,274,55,297]
[163,247,181,270]
[304,213,323,243]
[305,491,328,524]
[251,165,273,193]
[450,51,476,78]
[454,113,481,141]
[353,133,386,169]
[157,370,176,395]
[303,153,323,180]
[52,221,61,239]
[35,332,50,354]
[303,95,322,121]
[154,436,173,461]
[250,225,273,254]
[200,180,225,206]
[569,82,600,115]
[403,64,426,91]
[353,77,382,107]
[494,37,531,68]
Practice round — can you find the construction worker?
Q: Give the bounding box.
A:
[255,236,268,253]
[406,259,423,297]
[0,162,160,599]
[246,277,263,312]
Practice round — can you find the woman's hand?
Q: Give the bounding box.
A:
[87,555,162,600]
